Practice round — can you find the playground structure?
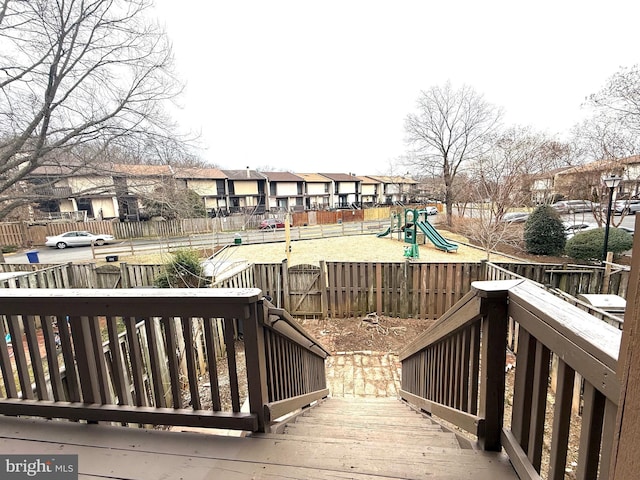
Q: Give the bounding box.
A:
[377,208,458,257]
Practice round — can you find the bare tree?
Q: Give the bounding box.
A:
[404,82,503,226]
[563,66,640,227]
[0,0,186,220]
[586,65,640,136]
[571,115,638,164]
[458,127,569,257]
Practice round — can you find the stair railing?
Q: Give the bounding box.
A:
[0,288,329,434]
[254,300,330,428]
[399,279,622,480]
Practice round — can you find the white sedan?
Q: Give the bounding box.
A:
[424,206,438,215]
[45,231,116,249]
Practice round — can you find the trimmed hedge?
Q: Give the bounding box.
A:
[565,227,633,261]
[524,205,566,255]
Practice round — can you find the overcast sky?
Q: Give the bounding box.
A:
[153,1,640,175]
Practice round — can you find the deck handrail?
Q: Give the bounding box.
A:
[257,301,329,426]
[485,260,624,328]
[0,288,328,434]
[399,279,622,479]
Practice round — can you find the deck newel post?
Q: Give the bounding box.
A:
[473,280,512,451]
[243,298,269,432]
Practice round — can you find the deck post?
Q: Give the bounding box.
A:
[472,280,512,451]
[243,299,269,432]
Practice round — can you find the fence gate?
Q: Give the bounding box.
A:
[286,264,323,316]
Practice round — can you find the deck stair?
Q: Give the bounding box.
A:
[249,396,518,479]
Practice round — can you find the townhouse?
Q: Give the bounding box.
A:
[23,164,426,220]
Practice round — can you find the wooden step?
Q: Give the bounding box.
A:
[1,415,518,480]
[294,415,443,430]
[284,424,461,447]
[320,397,401,403]
[253,432,488,458]
[312,406,427,418]
[247,433,517,479]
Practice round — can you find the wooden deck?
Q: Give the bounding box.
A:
[0,397,518,479]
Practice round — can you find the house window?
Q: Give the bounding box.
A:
[216,180,225,196]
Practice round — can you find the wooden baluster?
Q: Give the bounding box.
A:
[203,317,222,411]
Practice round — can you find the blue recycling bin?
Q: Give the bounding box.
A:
[25,250,40,263]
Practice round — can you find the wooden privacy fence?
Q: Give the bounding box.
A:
[0,260,630,323]
[237,261,483,320]
[0,222,27,247]
[0,289,329,433]
[0,264,74,289]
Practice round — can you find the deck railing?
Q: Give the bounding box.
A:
[399,279,622,479]
[0,288,329,433]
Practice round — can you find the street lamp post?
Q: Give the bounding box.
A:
[602,174,622,262]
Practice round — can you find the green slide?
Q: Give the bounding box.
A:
[415,221,458,252]
[376,227,391,237]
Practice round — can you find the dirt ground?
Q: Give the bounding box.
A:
[298,315,436,354]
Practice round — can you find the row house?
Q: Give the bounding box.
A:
[219,169,267,214]
[365,175,417,205]
[319,173,360,208]
[358,176,380,206]
[262,172,305,212]
[113,165,174,221]
[297,173,331,210]
[174,167,228,216]
[553,155,640,201]
[25,164,424,220]
[29,163,175,221]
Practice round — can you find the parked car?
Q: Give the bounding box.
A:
[424,206,438,215]
[502,212,529,223]
[45,231,116,249]
[611,199,640,215]
[552,200,595,214]
[564,222,598,239]
[259,218,287,229]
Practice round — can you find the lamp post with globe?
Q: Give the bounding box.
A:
[602,174,622,262]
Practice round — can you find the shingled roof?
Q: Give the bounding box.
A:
[174,167,227,179]
[318,173,360,182]
[221,169,266,180]
[261,171,304,182]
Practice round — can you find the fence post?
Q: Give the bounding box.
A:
[120,263,130,289]
[473,281,510,451]
[282,259,290,312]
[319,260,328,318]
[601,252,614,294]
